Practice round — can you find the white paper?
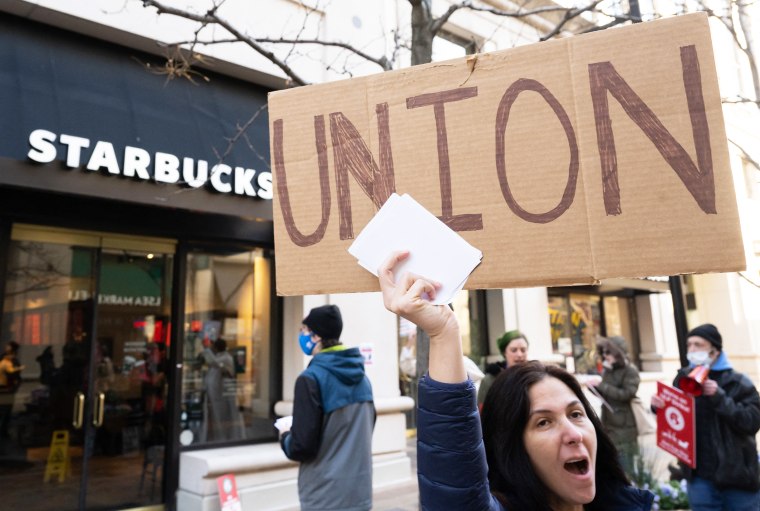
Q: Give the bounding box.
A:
[274,415,293,432]
[348,193,482,305]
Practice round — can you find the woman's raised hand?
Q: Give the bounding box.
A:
[379,251,466,383]
[378,251,455,337]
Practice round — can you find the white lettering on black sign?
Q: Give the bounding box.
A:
[68,289,163,306]
[27,129,273,200]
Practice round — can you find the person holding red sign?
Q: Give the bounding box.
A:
[379,251,654,511]
[651,323,760,510]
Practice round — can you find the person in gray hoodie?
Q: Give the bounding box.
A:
[280,305,375,511]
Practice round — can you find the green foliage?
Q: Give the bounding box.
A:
[631,453,690,510]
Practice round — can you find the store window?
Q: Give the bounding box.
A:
[548,293,602,374]
[0,225,175,510]
[549,290,642,372]
[179,248,274,446]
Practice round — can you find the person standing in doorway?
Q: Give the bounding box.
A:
[477,330,528,408]
[0,341,24,440]
[280,305,375,511]
[199,339,245,442]
[651,324,760,510]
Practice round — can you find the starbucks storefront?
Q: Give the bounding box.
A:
[0,14,279,511]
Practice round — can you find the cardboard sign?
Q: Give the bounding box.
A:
[268,13,744,296]
[656,382,696,468]
[217,473,243,511]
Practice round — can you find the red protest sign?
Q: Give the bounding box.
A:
[217,473,243,511]
[656,382,696,468]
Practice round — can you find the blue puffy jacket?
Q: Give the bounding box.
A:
[417,375,654,510]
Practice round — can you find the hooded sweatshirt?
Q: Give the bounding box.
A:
[281,347,375,511]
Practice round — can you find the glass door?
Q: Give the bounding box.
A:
[0,225,174,511]
[85,245,173,510]
[1,234,98,511]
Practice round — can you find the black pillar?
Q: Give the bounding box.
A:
[669,276,690,367]
[629,0,641,21]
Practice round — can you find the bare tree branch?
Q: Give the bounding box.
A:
[737,270,760,288]
[687,0,760,106]
[162,35,390,69]
[143,0,307,85]
[539,0,605,41]
[578,15,629,34]
[729,138,760,172]
[216,103,269,166]
[142,0,399,83]
[723,96,760,105]
[430,2,469,35]
[465,1,604,19]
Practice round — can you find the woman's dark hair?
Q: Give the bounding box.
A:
[481,361,629,510]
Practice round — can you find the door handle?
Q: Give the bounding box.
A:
[72,392,85,429]
[93,392,105,427]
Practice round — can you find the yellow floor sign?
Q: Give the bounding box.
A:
[44,430,71,483]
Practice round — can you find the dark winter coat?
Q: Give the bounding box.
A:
[477,361,505,405]
[671,353,760,491]
[417,375,654,510]
[596,363,640,444]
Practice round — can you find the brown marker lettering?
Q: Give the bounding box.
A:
[495,79,579,223]
[331,103,396,240]
[407,87,483,231]
[589,45,714,215]
[273,117,331,247]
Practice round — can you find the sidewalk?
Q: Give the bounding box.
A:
[372,433,419,511]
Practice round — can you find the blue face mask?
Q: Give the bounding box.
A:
[299,332,316,356]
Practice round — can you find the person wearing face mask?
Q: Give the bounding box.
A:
[477,330,529,409]
[585,336,640,477]
[279,304,375,511]
[651,323,760,511]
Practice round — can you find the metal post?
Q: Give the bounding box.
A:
[629,0,641,22]
[669,276,690,367]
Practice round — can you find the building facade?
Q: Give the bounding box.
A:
[1,1,758,511]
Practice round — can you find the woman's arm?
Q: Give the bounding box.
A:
[379,252,501,511]
[378,251,466,383]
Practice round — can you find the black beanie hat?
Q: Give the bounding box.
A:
[303,305,343,341]
[687,323,722,350]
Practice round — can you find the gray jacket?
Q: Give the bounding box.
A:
[281,347,375,511]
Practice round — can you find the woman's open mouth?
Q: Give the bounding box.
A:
[563,458,589,475]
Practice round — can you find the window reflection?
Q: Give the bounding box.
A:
[548,294,602,374]
[180,249,272,446]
